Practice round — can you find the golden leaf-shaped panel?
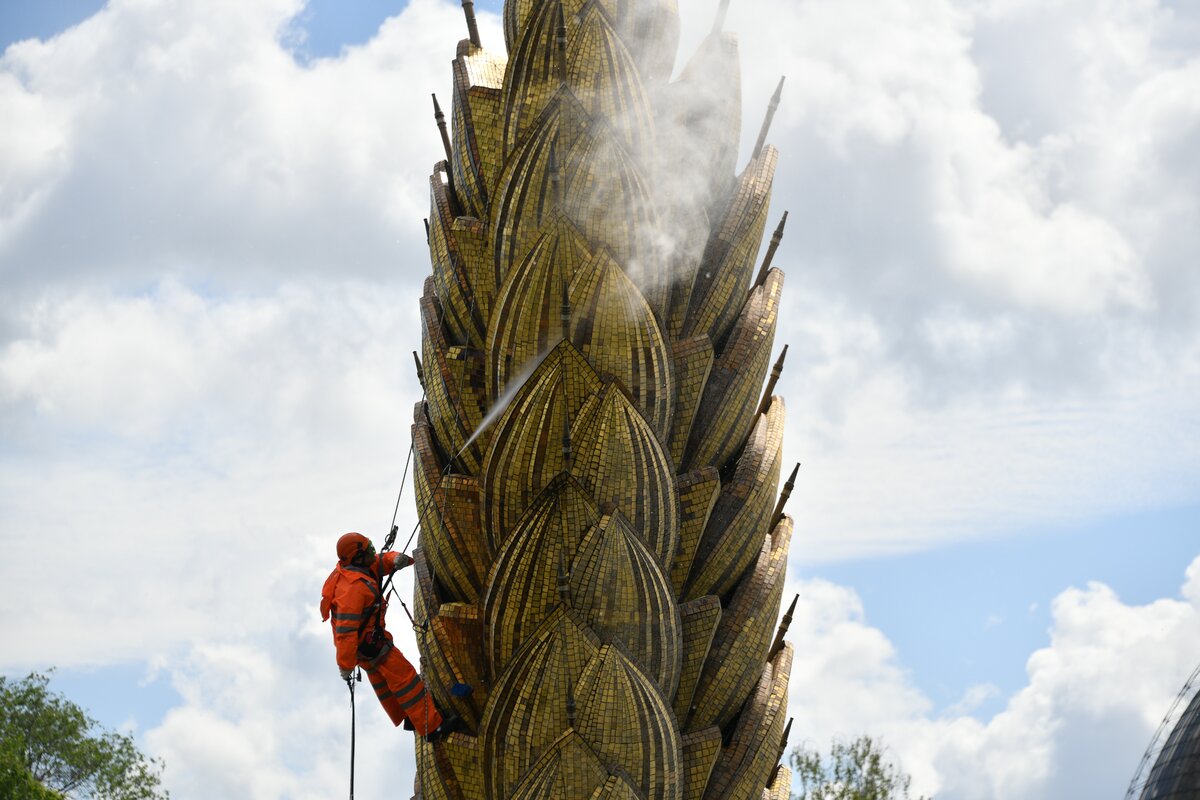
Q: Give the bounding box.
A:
[487,214,594,399]
[684,269,783,472]
[680,147,778,350]
[568,247,673,439]
[451,43,506,220]
[491,88,591,284]
[570,512,682,695]
[502,0,653,159]
[482,340,603,549]
[704,646,792,800]
[508,730,611,800]
[575,644,683,800]
[684,400,785,601]
[485,474,601,674]
[505,0,679,85]
[480,607,601,799]
[571,384,678,563]
[413,409,489,604]
[689,517,792,730]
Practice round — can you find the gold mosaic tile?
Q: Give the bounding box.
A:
[565,248,673,439]
[504,0,679,84]
[501,1,653,160]
[590,774,644,800]
[415,733,464,800]
[480,340,603,549]
[681,727,724,800]
[421,280,486,474]
[451,45,506,220]
[428,604,488,729]
[486,214,593,399]
[491,88,592,282]
[429,166,485,347]
[442,732,484,800]
[763,764,792,800]
[570,384,678,562]
[413,410,489,603]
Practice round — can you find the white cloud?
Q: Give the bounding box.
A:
[0,0,469,298]
[784,556,1200,799]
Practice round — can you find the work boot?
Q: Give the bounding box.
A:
[424,713,465,743]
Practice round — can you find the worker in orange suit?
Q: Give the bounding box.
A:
[320,532,456,741]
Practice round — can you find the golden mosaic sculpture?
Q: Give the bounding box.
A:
[412,1,796,797]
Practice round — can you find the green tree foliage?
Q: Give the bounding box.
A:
[0,672,168,800]
[790,735,927,800]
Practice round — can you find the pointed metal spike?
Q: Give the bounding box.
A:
[413,351,425,389]
[756,344,789,417]
[423,218,430,245]
[779,717,794,752]
[753,211,789,290]
[432,93,453,163]
[770,463,800,530]
[461,0,482,47]
[768,593,799,659]
[768,716,795,785]
[712,0,731,35]
[752,75,786,161]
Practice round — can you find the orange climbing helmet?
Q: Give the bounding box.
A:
[336,532,371,563]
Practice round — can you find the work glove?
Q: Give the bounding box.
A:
[393,553,415,571]
[339,667,354,681]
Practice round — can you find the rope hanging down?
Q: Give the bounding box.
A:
[346,668,360,800]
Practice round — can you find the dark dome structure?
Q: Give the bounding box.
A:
[1132,665,1200,800]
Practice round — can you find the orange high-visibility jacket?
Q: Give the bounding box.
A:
[320,552,406,670]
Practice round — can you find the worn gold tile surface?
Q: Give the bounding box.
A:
[413,1,797,797]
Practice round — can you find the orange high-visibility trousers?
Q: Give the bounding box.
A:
[363,644,442,736]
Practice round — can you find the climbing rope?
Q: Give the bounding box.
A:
[347,669,360,800]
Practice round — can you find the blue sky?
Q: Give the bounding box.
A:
[2,1,1199,798]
